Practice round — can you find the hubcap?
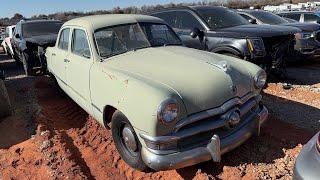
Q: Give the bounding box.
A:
[122,126,138,153]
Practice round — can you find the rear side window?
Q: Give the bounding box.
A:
[72,29,90,58]
[175,11,204,31]
[152,12,177,28]
[285,14,301,21]
[58,28,70,50]
[304,13,320,22]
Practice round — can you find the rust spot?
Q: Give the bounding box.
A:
[107,74,117,80]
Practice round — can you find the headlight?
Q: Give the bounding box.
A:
[247,38,265,56]
[295,32,314,39]
[254,70,267,89]
[157,99,179,124]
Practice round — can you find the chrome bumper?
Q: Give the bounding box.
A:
[141,105,268,171]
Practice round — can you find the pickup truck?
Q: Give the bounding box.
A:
[46,14,268,171]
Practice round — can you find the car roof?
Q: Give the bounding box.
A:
[278,11,314,14]
[63,14,165,31]
[147,5,226,14]
[20,19,62,24]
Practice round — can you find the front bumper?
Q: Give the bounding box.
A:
[140,104,268,171]
[293,133,320,180]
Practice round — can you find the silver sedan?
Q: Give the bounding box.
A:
[294,132,320,180]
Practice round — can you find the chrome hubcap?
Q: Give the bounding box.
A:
[122,126,137,153]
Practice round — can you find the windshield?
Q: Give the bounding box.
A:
[22,22,62,38]
[196,8,250,29]
[249,11,288,25]
[94,23,182,58]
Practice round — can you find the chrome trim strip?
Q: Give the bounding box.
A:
[174,93,259,132]
[92,103,102,113]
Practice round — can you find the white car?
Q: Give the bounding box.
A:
[1,25,16,57]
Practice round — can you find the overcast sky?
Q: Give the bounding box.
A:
[0,0,203,18]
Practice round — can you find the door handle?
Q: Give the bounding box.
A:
[52,53,56,56]
[64,59,70,63]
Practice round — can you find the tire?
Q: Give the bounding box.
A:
[21,52,31,76]
[0,80,11,119]
[111,110,149,171]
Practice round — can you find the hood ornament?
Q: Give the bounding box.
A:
[206,61,229,72]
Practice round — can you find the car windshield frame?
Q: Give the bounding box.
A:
[94,22,183,59]
[248,11,288,25]
[195,7,251,30]
[22,21,63,38]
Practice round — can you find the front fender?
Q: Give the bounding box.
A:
[90,63,187,137]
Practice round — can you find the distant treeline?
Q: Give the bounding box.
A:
[0,0,311,26]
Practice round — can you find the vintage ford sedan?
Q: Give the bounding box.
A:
[46,14,268,171]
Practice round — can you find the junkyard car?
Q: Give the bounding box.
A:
[1,25,16,58]
[294,132,320,180]
[278,11,320,24]
[46,14,268,171]
[148,6,300,72]
[238,10,320,58]
[12,19,63,75]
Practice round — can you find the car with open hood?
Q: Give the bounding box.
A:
[12,19,63,75]
[238,9,320,58]
[46,14,268,171]
[148,6,301,73]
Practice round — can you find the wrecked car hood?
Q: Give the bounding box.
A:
[102,46,260,114]
[25,34,58,46]
[212,24,301,38]
[282,22,320,32]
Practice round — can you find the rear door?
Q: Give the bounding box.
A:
[51,28,70,84]
[66,28,93,112]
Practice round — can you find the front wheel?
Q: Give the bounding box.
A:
[111,110,149,171]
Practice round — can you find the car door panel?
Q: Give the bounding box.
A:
[66,28,93,113]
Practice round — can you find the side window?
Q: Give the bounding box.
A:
[58,28,70,50]
[72,29,90,58]
[175,11,204,32]
[304,13,320,22]
[240,14,252,21]
[286,14,301,21]
[152,12,177,28]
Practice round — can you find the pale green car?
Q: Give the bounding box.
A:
[46,14,268,171]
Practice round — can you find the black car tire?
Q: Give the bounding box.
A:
[0,80,11,119]
[111,110,149,172]
[21,52,31,76]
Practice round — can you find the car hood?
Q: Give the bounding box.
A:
[102,46,258,114]
[282,22,320,32]
[213,24,301,38]
[25,34,58,46]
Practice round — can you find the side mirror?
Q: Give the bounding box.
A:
[15,34,20,39]
[190,27,204,40]
[248,19,257,24]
